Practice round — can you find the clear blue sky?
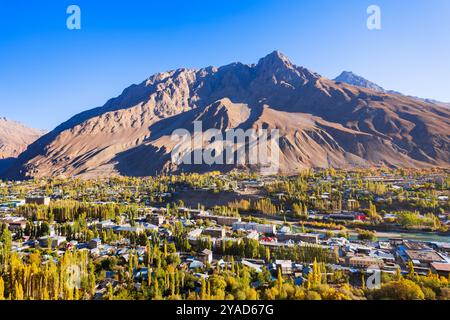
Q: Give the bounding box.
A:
[1,0,449,130]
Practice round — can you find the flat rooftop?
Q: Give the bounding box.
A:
[431,263,450,272]
[405,250,445,263]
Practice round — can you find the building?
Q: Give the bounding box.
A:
[88,238,102,249]
[403,241,432,251]
[275,260,293,275]
[232,222,276,235]
[202,227,226,239]
[241,259,263,273]
[369,250,395,263]
[142,223,158,231]
[215,216,241,226]
[187,228,203,239]
[404,249,446,267]
[7,220,27,231]
[147,213,165,226]
[1,200,25,208]
[346,244,372,255]
[389,238,404,246]
[189,260,205,270]
[382,263,402,274]
[215,237,242,248]
[347,255,384,269]
[2,217,27,231]
[277,232,319,244]
[278,226,291,234]
[431,263,450,277]
[194,212,241,226]
[25,196,51,206]
[260,241,293,249]
[39,236,67,248]
[180,208,208,217]
[246,231,259,240]
[96,220,116,230]
[114,226,144,234]
[431,242,450,254]
[198,249,213,265]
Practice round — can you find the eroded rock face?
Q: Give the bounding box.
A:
[4,51,450,179]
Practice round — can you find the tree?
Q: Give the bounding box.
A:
[356,229,377,242]
[276,268,284,297]
[371,279,425,300]
[107,283,114,300]
[0,224,12,273]
[395,267,402,281]
[200,277,208,300]
[361,273,366,290]
[14,281,24,300]
[39,221,51,237]
[209,275,227,299]
[407,261,415,279]
[305,291,322,300]
[0,276,4,300]
[307,259,323,288]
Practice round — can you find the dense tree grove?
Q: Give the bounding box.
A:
[0,169,448,300]
[1,219,449,300]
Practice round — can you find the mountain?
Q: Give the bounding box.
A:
[334,71,386,93]
[3,51,450,179]
[334,71,449,108]
[0,117,42,159]
[0,117,43,175]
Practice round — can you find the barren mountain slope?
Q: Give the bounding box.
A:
[0,117,42,159]
[4,51,450,179]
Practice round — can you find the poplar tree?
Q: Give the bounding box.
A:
[0,276,4,300]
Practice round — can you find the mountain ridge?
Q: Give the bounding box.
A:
[0,117,43,175]
[334,71,386,93]
[0,117,43,159]
[3,51,450,179]
[333,71,449,107]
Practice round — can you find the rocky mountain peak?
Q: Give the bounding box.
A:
[334,71,386,92]
[257,51,293,68]
[255,51,319,86]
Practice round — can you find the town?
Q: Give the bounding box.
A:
[0,168,449,300]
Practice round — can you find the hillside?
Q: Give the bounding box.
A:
[4,51,450,179]
[0,117,42,159]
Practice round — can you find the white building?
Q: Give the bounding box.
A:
[232,222,276,234]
